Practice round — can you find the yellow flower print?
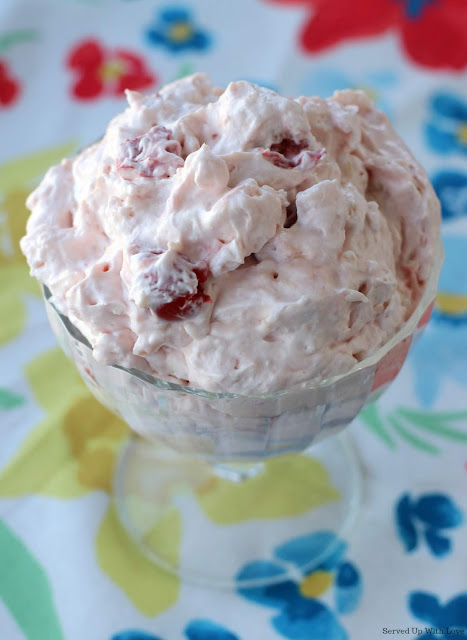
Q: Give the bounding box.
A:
[0,347,180,615]
[0,142,76,345]
[1,348,341,615]
[299,570,334,598]
[197,455,339,524]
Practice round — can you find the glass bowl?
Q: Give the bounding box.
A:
[42,236,443,587]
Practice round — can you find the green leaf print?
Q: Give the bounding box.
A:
[0,520,63,640]
[360,403,467,455]
[0,30,38,55]
[359,403,397,449]
[0,388,25,410]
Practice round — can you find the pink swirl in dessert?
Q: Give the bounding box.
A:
[117,125,184,180]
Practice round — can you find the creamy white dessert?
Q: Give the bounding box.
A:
[22,73,440,393]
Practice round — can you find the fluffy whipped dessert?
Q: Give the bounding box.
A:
[21,73,440,394]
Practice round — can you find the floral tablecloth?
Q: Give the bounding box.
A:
[1,1,466,639]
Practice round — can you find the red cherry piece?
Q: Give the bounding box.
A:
[154,256,211,322]
[270,138,309,157]
[193,264,209,284]
[134,250,211,321]
[262,150,295,169]
[156,290,212,322]
[117,126,184,180]
[262,139,324,169]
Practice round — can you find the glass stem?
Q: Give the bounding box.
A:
[213,461,265,483]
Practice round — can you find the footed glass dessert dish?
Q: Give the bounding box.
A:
[43,239,442,588]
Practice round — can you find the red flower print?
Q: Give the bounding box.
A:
[0,60,20,108]
[269,0,467,70]
[66,38,156,101]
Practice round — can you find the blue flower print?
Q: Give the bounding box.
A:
[399,0,437,20]
[185,620,240,640]
[146,7,211,54]
[411,317,467,406]
[425,92,467,156]
[300,68,398,119]
[432,170,467,221]
[410,234,467,407]
[111,620,240,640]
[237,530,362,640]
[396,492,463,557]
[409,592,467,639]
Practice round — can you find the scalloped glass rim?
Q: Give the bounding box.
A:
[43,234,443,400]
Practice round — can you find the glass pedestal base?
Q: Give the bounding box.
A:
[114,433,361,588]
